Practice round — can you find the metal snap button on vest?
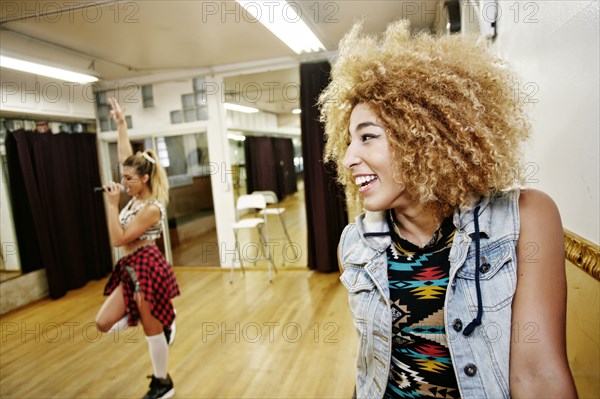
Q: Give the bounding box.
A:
[452,318,463,332]
[464,363,478,376]
[479,257,491,274]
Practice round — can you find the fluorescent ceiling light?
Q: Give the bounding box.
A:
[236,0,325,54]
[292,108,301,114]
[224,103,260,113]
[0,55,98,83]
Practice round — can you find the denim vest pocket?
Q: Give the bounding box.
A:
[455,243,517,311]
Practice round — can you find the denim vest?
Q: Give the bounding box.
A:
[339,190,520,399]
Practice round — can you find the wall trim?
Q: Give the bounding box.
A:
[0,269,49,315]
[564,229,600,282]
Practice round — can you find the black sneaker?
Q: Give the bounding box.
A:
[142,374,174,399]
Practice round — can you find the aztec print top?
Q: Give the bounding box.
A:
[119,198,165,241]
[383,210,460,399]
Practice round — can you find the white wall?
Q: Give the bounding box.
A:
[490,1,599,243]
[99,77,284,134]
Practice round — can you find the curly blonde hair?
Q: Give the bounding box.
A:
[320,20,531,218]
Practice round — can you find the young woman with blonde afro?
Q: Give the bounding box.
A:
[321,20,576,399]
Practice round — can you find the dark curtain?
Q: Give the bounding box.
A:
[6,130,112,299]
[300,61,348,273]
[273,137,297,199]
[245,136,297,200]
[5,131,43,274]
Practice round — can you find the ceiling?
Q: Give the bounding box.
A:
[1,0,442,115]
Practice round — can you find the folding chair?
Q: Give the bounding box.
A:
[231,194,276,283]
[252,190,298,265]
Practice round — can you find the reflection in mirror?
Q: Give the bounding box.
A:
[223,67,308,267]
[0,145,21,283]
[159,133,217,267]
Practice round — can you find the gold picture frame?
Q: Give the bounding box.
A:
[564,229,600,282]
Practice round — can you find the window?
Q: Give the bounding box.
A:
[142,85,154,108]
[170,77,209,124]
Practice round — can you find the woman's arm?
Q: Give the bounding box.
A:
[509,189,577,398]
[104,183,161,247]
[108,98,133,164]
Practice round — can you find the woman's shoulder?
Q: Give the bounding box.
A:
[518,188,559,212]
[127,198,164,219]
[145,199,165,218]
[518,188,562,233]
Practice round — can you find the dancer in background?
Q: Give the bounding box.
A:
[321,21,577,399]
[95,98,179,399]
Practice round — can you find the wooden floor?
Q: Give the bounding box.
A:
[172,183,308,268]
[0,269,358,398]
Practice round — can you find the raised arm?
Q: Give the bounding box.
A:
[108,98,133,164]
[509,189,577,398]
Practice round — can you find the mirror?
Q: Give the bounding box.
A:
[223,68,307,267]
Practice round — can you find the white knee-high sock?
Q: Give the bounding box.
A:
[108,315,128,333]
[146,333,168,379]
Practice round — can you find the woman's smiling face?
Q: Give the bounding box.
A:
[121,165,149,197]
[343,103,409,212]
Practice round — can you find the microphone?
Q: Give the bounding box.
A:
[94,183,126,193]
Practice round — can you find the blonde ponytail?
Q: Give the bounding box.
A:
[144,149,169,206]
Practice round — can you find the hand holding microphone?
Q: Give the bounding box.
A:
[95,182,126,207]
[94,183,126,193]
